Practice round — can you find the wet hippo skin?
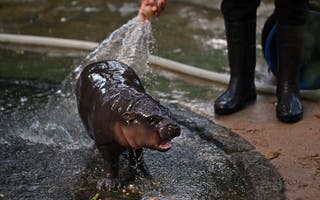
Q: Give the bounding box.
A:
[76,60,180,190]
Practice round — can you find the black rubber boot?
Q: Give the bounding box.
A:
[276,25,305,123]
[214,20,257,115]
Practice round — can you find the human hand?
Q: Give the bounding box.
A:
[138,0,167,23]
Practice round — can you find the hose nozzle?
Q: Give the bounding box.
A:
[142,5,154,18]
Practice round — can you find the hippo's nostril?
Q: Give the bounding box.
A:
[167,124,181,138]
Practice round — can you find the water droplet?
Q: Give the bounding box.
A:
[60,17,67,23]
[20,97,28,103]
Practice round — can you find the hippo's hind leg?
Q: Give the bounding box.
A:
[96,144,123,191]
[127,148,151,180]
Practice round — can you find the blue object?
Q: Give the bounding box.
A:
[262,10,320,90]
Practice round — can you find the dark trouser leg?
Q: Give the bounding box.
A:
[214,0,260,114]
[274,0,309,123]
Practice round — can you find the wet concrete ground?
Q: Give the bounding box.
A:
[0,88,285,200]
[149,64,320,200]
[213,93,320,200]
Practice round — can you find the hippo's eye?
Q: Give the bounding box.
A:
[146,116,160,125]
[148,118,155,123]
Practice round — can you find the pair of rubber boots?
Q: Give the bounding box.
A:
[214,20,304,123]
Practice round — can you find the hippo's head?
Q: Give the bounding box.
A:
[120,97,181,151]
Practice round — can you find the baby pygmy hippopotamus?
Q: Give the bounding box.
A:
[76,60,180,190]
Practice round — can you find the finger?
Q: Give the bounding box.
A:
[148,0,157,6]
[140,0,154,11]
[157,0,167,11]
[138,0,151,22]
[155,0,166,16]
[152,6,157,12]
[142,5,154,18]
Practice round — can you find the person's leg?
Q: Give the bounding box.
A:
[215,0,260,114]
[274,0,309,123]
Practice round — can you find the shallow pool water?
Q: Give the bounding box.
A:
[0,0,277,116]
[0,0,275,75]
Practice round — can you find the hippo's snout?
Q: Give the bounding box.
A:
[158,121,181,140]
[165,124,181,139]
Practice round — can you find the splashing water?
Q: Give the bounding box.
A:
[78,17,152,72]
[0,15,283,200]
[14,16,154,149]
[1,17,158,200]
[65,17,153,95]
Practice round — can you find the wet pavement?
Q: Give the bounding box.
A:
[0,86,284,199]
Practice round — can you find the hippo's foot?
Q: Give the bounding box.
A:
[96,177,122,191]
[135,161,152,178]
[123,162,152,183]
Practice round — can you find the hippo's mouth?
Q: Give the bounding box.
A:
[158,140,172,151]
[156,122,180,151]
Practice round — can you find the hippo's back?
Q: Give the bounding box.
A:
[76,60,146,138]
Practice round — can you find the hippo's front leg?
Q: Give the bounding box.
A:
[128,149,151,179]
[96,144,123,191]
